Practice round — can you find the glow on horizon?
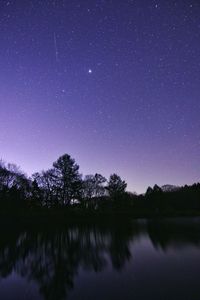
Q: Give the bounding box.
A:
[0,1,199,195]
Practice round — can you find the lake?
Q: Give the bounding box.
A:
[0,217,200,299]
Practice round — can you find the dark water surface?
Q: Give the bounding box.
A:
[0,218,200,300]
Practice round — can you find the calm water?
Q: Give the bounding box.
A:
[0,218,200,300]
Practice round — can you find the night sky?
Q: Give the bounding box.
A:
[0,0,200,193]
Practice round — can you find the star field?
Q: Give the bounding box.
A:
[0,0,200,193]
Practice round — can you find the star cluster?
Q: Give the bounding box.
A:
[0,0,200,193]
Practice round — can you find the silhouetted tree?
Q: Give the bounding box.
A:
[106,174,127,198]
[0,161,30,209]
[52,154,82,206]
[82,175,96,200]
[82,173,107,208]
[32,169,58,207]
[145,186,153,196]
[31,179,42,207]
[93,173,107,197]
[153,184,162,193]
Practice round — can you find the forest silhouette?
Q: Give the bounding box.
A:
[0,153,200,218]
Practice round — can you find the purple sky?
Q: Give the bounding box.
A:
[0,0,200,193]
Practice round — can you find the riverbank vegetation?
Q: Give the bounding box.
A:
[0,153,200,218]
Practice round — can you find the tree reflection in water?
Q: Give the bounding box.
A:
[0,223,138,300]
[0,219,200,300]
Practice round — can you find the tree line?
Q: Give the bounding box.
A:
[0,153,200,215]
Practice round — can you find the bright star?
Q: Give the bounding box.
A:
[88,69,92,74]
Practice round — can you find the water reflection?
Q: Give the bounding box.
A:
[0,218,200,299]
[147,218,200,251]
